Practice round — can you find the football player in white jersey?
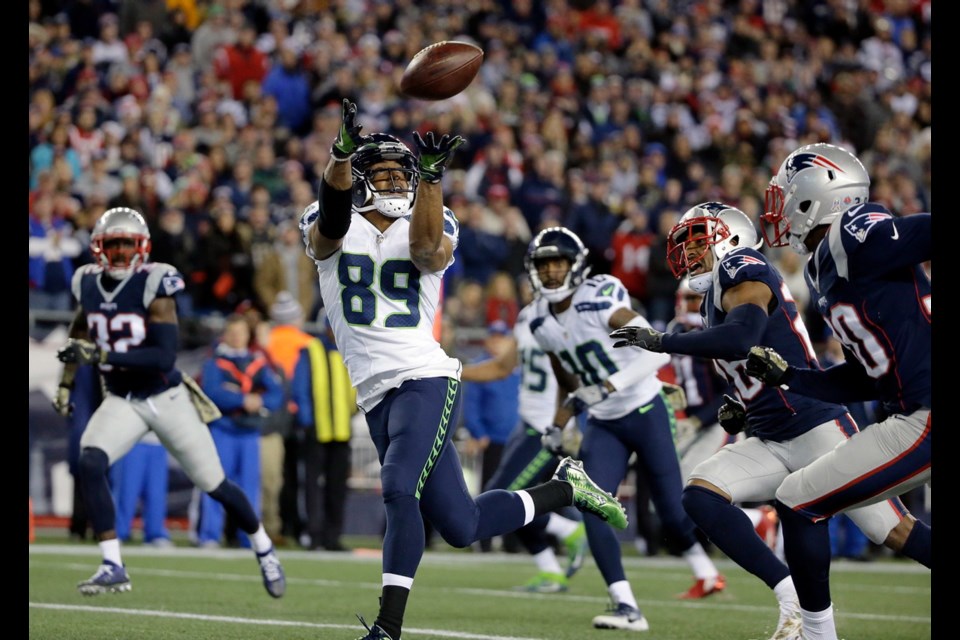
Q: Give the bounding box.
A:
[299,100,627,640]
[461,302,588,593]
[524,226,723,633]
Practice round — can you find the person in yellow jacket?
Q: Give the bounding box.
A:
[291,310,356,551]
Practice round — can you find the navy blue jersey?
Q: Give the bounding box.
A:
[706,247,849,441]
[71,262,185,398]
[806,205,931,412]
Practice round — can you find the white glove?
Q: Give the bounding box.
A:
[565,383,610,413]
[541,424,567,457]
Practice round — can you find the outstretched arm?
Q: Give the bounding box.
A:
[746,345,879,403]
[461,337,518,382]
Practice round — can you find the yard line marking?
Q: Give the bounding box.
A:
[30,561,930,624]
[28,603,544,640]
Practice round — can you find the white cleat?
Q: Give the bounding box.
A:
[592,602,650,632]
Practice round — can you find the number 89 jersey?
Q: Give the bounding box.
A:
[314,208,462,413]
[530,274,667,420]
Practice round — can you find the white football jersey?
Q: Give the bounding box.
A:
[529,274,665,420]
[312,208,462,412]
[515,302,559,434]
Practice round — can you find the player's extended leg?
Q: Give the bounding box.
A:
[197,425,234,546]
[623,394,722,600]
[149,386,284,598]
[108,443,147,542]
[76,395,151,595]
[233,431,262,549]
[682,436,800,637]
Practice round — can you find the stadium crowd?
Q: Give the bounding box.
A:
[29,0,931,551]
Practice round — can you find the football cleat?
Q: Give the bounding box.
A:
[256,547,286,598]
[677,574,726,599]
[554,457,628,530]
[592,602,650,632]
[514,571,568,593]
[77,560,132,596]
[756,505,779,550]
[355,615,396,640]
[769,610,803,640]
[563,522,589,578]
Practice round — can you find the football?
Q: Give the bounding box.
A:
[399,41,484,101]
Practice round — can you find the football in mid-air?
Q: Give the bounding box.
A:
[399,41,484,101]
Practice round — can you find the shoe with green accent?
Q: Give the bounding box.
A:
[514,571,568,593]
[563,522,588,578]
[554,457,628,530]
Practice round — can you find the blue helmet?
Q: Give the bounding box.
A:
[351,133,420,218]
[524,227,591,303]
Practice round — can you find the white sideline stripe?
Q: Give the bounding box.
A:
[31,561,931,624]
[28,603,543,640]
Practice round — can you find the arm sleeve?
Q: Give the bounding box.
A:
[784,357,879,403]
[606,349,671,391]
[317,176,353,240]
[852,213,931,277]
[104,322,178,371]
[660,303,767,360]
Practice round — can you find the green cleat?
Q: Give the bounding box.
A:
[554,457,628,530]
[563,522,589,578]
[514,571,569,593]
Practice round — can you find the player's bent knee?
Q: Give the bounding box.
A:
[77,447,110,481]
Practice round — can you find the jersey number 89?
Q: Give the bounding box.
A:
[339,254,421,327]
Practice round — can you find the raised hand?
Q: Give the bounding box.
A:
[745,346,790,386]
[717,394,747,435]
[331,98,367,160]
[609,325,665,351]
[412,131,465,183]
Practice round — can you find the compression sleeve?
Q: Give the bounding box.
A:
[317,176,353,240]
[660,303,767,360]
[606,350,671,391]
[782,359,879,403]
[103,322,178,371]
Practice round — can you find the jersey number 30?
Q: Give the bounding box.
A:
[339,254,421,327]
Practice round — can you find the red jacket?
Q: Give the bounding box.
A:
[214,44,269,99]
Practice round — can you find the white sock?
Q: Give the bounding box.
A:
[801,604,838,640]
[533,548,564,575]
[100,538,122,566]
[608,580,638,609]
[683,542,719,580]
[250,525,273,554]
[773,577,799,613]
[545,513,580,539]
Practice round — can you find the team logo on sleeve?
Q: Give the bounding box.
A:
[842,210,892,243]
[161,273,186,295]
[720,254,765,279]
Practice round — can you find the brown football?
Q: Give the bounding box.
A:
[399,41,484,101]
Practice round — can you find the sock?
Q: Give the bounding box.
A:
[682,541,719,580]
[524,480,574,516]
[100,538,122,566]
[545,513,580,539]
[250,525,273,555]
[773,576,799,613]
[776,500,832,612]
[208,480,259,533]
[900,519,931,568]
[376,584,410,639]
[608,580,639,609]
[533,548,564,575]
[800,604,838,640]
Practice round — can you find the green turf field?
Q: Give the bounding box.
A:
[29,538,931,639]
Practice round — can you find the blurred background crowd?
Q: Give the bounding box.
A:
[28,0,931,554]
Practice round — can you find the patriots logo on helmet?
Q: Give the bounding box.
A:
[785,153,845,183]
[842,210,892,243]
[698,202,727,215]
[721,253,765,279]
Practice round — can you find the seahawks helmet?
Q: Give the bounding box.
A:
[352,133,419,218]
[763,143,870,255]
[524,227,591,303]
[667,202,761,294]
[91,207,152,279]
